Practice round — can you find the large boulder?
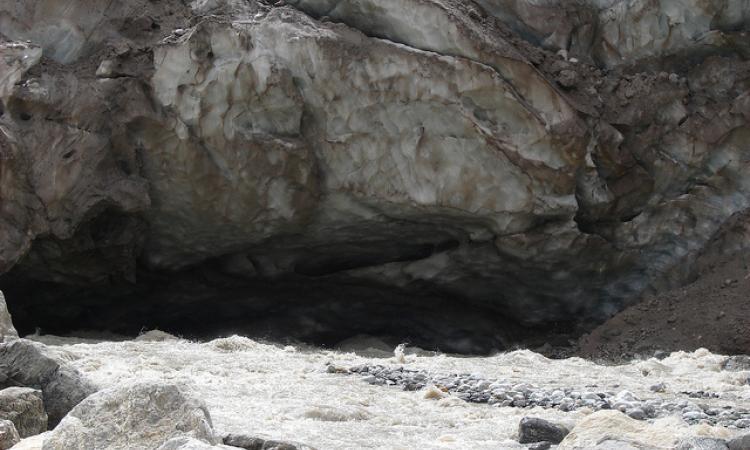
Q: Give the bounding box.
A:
[0,292,17,343]
[42,382,218,450]
[0,387,47,438]
[0,340,96,427]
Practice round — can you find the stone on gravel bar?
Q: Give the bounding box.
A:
[0,387,47,438]
[0,419,20,450]
[518,417,569,444]
[344,363,750,427]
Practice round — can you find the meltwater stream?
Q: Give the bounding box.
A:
[20,333,750,449]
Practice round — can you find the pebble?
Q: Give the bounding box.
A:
[341,365,750,427]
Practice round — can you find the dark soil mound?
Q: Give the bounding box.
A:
[579,254,750,360]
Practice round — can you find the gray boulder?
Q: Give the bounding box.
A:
[224,433,317,450]
[728,434,750,450]
[42,382,217,450]
[0,339,96,427]
[0,291,17,343]
[518,417,569,444]
[0,419,20,450]
[677,437,729,450]
[0,387,47,438]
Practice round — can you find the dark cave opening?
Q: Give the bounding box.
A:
[1,266,578,356]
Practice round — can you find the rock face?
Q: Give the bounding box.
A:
[0,340,96,427]
[0,387,47,438]
[0,0,749,350]
[42,382,217,450]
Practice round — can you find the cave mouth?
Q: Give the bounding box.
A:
[2,267,578,356]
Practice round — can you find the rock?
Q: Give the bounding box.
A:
[0,419,20,450]
[626,408,646,420]
[676,437,729,450]
[9,433,47,450]
[0,42,42,99]
[95,59,116,78]
[43,382,217,450]
[135,329,180,342]
[557,69,579,89]
[0,387,47,438]
[0,340,96,427]
[518,417,569,444]
[722,356,750,372]
[728,434,750,450]
[650,383,666,393]
[0,292,17,342]
[223,433,317,450]
[559,410,678,449]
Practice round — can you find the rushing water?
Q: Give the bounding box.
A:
[19,333,750,449]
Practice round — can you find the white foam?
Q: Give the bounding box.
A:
[28,337,750,450]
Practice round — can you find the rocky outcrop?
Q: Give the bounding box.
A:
[0,0,749,350]
[43,382,217,450]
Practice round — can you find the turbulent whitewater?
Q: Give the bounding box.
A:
[14,333,750,449]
